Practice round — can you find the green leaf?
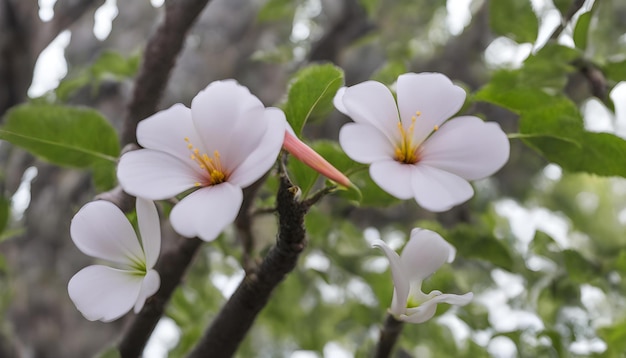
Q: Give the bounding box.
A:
[530,230,561,261]
[477,64,626,178]
[447,224,514,271]
[286,154,320,198]
[283,64,344,136]
[490,0,539,43]
[55,51,139,101]
[553,0,571,15]
[0,196,9,235]
[562,249,599,283]
[0,104,120,189]
[604,59,626,83]
[573,11,592,50]
[598,320,626,356]
[257,0,296,22]
[370,60,407,85]
[90,50,140,82]
[359,0,380,18]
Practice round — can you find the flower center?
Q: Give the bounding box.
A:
[185,137,227,186]
[394,111,421,164]
[394,111,438,165]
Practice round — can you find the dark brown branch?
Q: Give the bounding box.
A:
[187,172,326,358]
[117,177,271,357]
[374,314,404,358]
[120,0,211,146]
[36,0,105,54]
[118,236,203,358]
[549,0,586,41]
[308,0,374,63]
[115,1,212,356]
[235,174,269,273]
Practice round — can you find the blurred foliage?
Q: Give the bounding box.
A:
[3,0,626,357]
[55,51,140,102]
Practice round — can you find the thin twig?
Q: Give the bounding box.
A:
[374,314,405,358]
[549,0,586,41]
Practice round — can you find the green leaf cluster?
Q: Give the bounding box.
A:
[476,44,626,178]
[489,0,538,43]
[0,104,120,190]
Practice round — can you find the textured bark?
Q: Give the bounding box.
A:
[187,173,330,358]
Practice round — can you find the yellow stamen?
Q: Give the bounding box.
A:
[394,115,420,164]
[185,137,228,185]
[433,125,439,131]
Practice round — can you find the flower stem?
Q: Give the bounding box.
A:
[375,314,404,358]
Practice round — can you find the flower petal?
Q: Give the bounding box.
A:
[369,160,414,200]
[117,150,203,200]
[136,103,204,164]
[70,201,143,267]
[401,228,455,281]
[190,80,268,170]
[228,107,286,188]
[401,292,473,324]
[68,265,142,322]
[339,123,395,163]
[410,165,474,212]
[133,269,160,313]
[170,182,243,242]
[372,240,410,316]
[396,73,466,145]
[339,81,402,144]
[136,198,161,269]
[333,87,348,114]
[420,116,510,180]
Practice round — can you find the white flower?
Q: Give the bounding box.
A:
[68,198,161,322]
[335,72,510,212]
[117,80,286,241]
[372,228,473,324]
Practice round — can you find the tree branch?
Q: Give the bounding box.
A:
[187,171,325,358]
[374,314,404,358]
[549,0,586,41]
[118,236,203,358]
[114,1,213,356]
[308,0,374,63]
[117,177,272,357]
[121,0,212,146]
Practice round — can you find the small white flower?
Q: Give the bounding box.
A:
[117,80,286,241]
[68,198,161,322]
[335,72,510,212]
[373,228,473,324]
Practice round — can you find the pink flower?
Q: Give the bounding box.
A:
[118,80,286,241]
[335,73,510,212]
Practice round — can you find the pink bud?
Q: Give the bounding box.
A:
[283,131,352,188]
